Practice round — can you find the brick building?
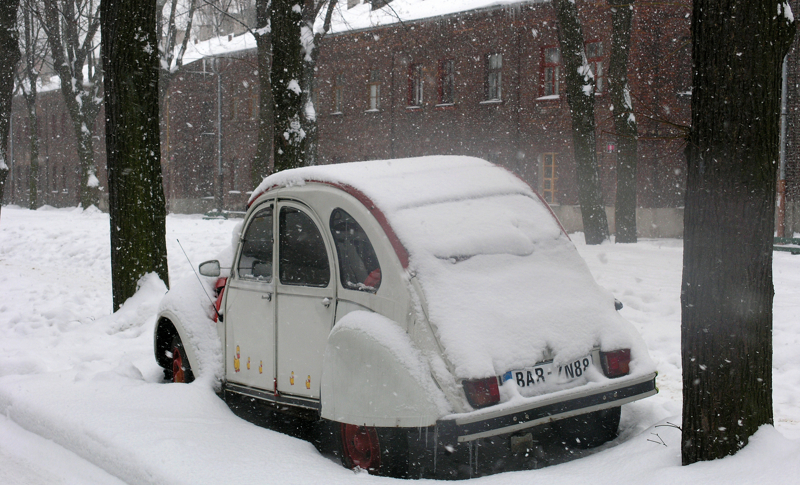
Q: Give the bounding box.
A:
[5,0,800,237]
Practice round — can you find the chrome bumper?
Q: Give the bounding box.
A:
[437,372,657,443]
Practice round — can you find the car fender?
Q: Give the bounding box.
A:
[320,311,450,427]
[154,303,225,385]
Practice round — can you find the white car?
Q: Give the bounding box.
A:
[154,156,657,478]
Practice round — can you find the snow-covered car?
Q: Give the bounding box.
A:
[154,156,657,478]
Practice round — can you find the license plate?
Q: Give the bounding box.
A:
[502,354,594,388]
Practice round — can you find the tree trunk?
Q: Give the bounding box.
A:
[608,0,638,243]
[24,92,39,209]
[301,0,337,167]
[271,0,305,173]
[553,0,609,245]
[102,0,170,309]
[251,0,273,186]
[681,0,794,465]
[0,0,20,222]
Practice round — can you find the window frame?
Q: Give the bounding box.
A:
[330,208,382,293]
[368,69,381,111]
[438,58,455,105]
[586,40,605,94]
[542,46,561,97]
[408,63,423,107]
[484,53,502,101]
[541,153,558,204]
[278,205,331,288]
[236,204,275,282]
[333,73,344,114]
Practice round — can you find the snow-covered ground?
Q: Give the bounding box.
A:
[0,205,798,484]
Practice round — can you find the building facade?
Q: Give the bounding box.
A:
[5,0,800,237]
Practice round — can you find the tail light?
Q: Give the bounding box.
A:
[463,377,500,409]
[601,349,631,378]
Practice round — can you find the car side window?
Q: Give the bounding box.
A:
[279,207,330,287]
[330,208,381,292]
[238,206,273,281]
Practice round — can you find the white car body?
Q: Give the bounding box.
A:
[154,156,657,475]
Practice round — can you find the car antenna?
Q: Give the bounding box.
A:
[177,239,222,321]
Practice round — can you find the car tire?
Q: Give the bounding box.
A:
[170,335,194,383]
[336,423,409,477]
[554,406,621,449]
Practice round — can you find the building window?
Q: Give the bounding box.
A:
[485,53,502,101]
[439,59,455,105]
[333,74,344,113]
[368,70,380,110]
[542,153,557,204]
[542,47,561,97]
[586,41,604,93]
[408,64,423,107]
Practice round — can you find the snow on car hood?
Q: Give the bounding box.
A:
[252,156,655,379]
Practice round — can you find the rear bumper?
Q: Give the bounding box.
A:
[437,372,657,444]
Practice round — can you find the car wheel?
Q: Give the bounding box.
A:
[170,335,194,383]
[337,423,409,477]
[554,406,621,449]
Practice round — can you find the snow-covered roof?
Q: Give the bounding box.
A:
[173,1,548,69]
[251,156,654,380]
[177,33,257,69]
[319,0,549,35]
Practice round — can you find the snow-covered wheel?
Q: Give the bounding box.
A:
[554,406,620,449]
[170,335,194,383]
[338,424,409,477]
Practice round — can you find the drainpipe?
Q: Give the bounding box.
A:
[216,59,224,213]
[778,53,788,238]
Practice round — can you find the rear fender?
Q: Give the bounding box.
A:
[320,313,448,428]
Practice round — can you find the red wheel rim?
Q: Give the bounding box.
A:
[172,345,185,383]
[342,424,380,471]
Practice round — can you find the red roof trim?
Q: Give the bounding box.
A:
[247,179,410,269]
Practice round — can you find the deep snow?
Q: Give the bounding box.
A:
[0,205,798,484]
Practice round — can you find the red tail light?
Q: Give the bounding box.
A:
[601,349,631,378]
[463,377,500,409]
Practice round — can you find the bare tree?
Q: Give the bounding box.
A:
[15,0,48,209]
[270,0,303,172]
[608,0,638,243]
[102,0,170,308]
[681,0,794,464]
[158,0,198,109]
[0,0,21,223]
[300,0,336,166]
[553,0,609,245]
[39,0,102,208]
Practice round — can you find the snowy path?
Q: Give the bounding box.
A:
[0,206,798,484]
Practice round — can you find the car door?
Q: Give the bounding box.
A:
[224,202,276,390]
[275,201,336,400]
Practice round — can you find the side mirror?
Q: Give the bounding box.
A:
[199,260,221,277]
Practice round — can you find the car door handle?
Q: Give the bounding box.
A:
[321,297,331,308]
[262,293,272,301]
